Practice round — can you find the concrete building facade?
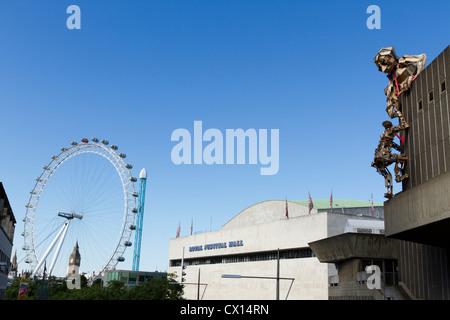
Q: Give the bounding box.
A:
[0,182,16,300]
[384,45,450,300]
[168,199,383,300]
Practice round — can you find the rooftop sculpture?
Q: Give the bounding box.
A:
[371,47,427,198]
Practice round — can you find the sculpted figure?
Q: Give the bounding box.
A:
[372,47,426,198]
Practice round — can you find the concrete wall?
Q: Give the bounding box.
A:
[318,206,384,219]
[0,184,15,300]
[397,240,450,300]
[168,200,385,300]
[328,259,382,300]
[169,209,329,300]
[400,45,450,191]
[0,225,12,300]
[384,169,450,246]
[180,257,328,300]
[383,46,450,300]
[386,46,450,241]
[309,233,398,264]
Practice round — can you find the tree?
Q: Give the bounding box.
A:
[105,280,127,300]
[6,273,184,300]
[126,273,183,300]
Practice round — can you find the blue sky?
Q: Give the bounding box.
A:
[1,1,449,273]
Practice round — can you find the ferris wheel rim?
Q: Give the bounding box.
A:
[22,138,137,277]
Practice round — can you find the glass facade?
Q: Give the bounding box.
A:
[106,270,166,289]
[170,247,314,267]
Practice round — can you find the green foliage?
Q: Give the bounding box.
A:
[129,274,184,300]
[6,273,184,300]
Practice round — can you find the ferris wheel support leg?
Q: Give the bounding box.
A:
[31,220,70,278]
[48,220,71,276]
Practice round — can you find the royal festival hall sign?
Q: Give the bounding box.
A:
[189,240,243,252]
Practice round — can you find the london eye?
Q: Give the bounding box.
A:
[22,138,138,279]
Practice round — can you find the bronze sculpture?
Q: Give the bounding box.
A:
[371,47,427,198]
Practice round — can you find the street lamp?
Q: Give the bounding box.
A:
[221,274,242,279]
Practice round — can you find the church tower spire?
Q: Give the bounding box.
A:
[67,241,81,277]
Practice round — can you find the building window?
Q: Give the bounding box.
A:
[441,80,447,93]
[418,99,423,111]
[169,247,314,267]
[429,89,434,103]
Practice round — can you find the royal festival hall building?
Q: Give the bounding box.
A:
[168,199,394,300]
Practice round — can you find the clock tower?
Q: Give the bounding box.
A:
[67,241,81,277]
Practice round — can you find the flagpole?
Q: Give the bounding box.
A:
[176,222,181,238]
[308,191,314,214]
[330,189,333,214]
[371,193,374,216]
[285,197,289,219]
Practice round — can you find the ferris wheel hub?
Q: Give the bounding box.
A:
[58,211,83,220]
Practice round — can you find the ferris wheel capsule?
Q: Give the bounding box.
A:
[92,137,99,143]
[125,164,133,169]
[101,139,109,145]
[111,145,118,150]
[71,141,78,146]
[81,138,89,143]
[119,153,126,158]
[117,257,125,262]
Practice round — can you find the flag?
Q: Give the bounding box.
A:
[190,219,193,235]
[176,222,180,238]
[329,190,333,212]
[18,282,28,299]
[308,192,314,214]
[371,193,374,216]
[285,197,289,218]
